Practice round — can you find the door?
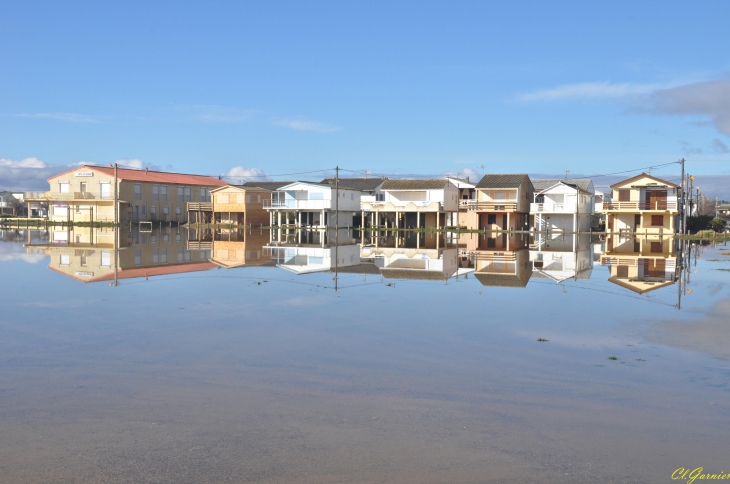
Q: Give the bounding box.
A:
[645,259,666,278]
[134,206,139,222]
[646,190,667,210]
[634,214,641,231]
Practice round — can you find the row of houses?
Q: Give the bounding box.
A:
[27,165,680,235]
[19,224,681,297]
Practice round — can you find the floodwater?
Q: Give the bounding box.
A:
[1,226,729,483]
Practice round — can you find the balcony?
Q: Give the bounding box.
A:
[460,200,517,211]
[603,201,677,211]
[187,202,213,212]
[362,200,443,212]
[530,202,577,213]
[264,199,331,210]
[31,191,113,201]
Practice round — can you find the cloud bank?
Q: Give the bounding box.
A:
[223,166,270,182]
[516,81,662,102]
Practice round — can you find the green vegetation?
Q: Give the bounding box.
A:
[709,217,727,232]
[537,338,549,342]
[608,356,618,361]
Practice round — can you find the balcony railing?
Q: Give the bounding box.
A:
[603,201,677,211]
[32,191,113,201]
[187,202,213,211]
[460,200,518,211]
[530,202,577,213]
[264,199,331,210]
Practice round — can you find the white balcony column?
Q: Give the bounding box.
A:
[321,209,325,228]
[277,210,281,227]
[298,211,302,227]
[573,213,577,233]
[269,211,273,227]
[506,212,510,231]
[395,211,399,229]
[361,210,364,228]
[417,211,420,229]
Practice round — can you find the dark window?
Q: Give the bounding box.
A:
[617,265,629,278]
[487,214,496,225]
[618,189,630,202]
[651,215,664,226]
[487,238,496,248]
[650,242,663,253]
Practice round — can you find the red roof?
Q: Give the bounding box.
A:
[49,261,217,283]
[49,165,228,187]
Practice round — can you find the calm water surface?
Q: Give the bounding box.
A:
[1,227,729,483]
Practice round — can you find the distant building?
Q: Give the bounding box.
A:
[27,165,227,223]
[0,191,20,216]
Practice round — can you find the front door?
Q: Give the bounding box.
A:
[634,214,641,231]
[645,190,667,210]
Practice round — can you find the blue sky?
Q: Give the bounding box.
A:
[1,1,729,195]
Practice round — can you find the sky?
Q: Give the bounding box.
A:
[1,1,729,197]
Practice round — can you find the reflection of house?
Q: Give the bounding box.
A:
[27,165,226,223]
[361,245,471,281]
[464,232,531,288]
[594,192,611,227]
[462,174,533,231]
[530,179,594,232]
[0,191,20,215]
[266,229,360,274]
[30,226,215,283]
[530,234,593,283]
[600,235,677,294]
[209,229,272,268]
[361,178,466,230]
[207,185,271,225]
[264,182,360,228]
[604,173,679,235]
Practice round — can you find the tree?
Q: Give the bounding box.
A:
[709,217,727,233]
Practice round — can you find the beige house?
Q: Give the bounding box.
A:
[208,185,271,225]
[604,173,679,235]
[30,226,216,283]
[209,229,271,268]
[600,234,677,294]
[462,174,533,231]
[28,165,227,224]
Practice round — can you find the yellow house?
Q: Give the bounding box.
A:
[462,174,533,231]
[600,234,677,294]
[27,165,227,224]
[604,173,679,235]
[209,185,271,225]
[210,229,271,268]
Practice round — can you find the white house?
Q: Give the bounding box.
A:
[530,179,595,233]
[361,178,465,229]
[264,181,361,228]
[361,245,471,281]
[266,228,361,274]
[529,234,594,283]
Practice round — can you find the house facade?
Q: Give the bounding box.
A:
[28,165,227,223]
[208,185,271,225]
[600,234,678,294]
[462,174,533,231]
[264,182,361,228]
[321,177,387,227]
[0,191,20,216]
[530,234,594,283]
[530,179,595,232]
[360,179,461,230]
[604,173,679,235]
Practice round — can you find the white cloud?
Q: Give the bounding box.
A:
[515,81,662,102]
[223,166,270,182]
[113,158,168,171]
[15,112,102,123]
[0,157,64,191]
[273,118,341,133]
[445,167,481,182]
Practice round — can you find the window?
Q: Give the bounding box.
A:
[178,186,184,201]
[178,247,184,262]
[487,237,496,248]
[141,205,146,214]
[60,182,70,193]
[487,214,497,225]
[153,249,159,264]
[651,215,664,226]
[134,250,141,266]
[309,192,324,200]
[175,234,181,242]
[246,194,251,203]
[101,251,111,267]
[80,182,87,193]
[60,254,70,265]
[150,206,157,215]
[160,185,167,201]
[176,206,181,215]
[160,248,167,263]
[185,187,191,201]
[153,185,159,200]
[163,206,169,215]
[80,253,87,266]
[257,194,261,203]
[163,234,169,242]
[650,242,663,253]
[200,187,210,202]
[134,184,142,200]
[618,189,630,202]
[617,265,629,278]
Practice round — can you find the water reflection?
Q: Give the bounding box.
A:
[17,226,695,301]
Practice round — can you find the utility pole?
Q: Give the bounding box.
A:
[688,175,694,217]
[113,162,118,226]
[335,165,339,291]
[680,158,685,234]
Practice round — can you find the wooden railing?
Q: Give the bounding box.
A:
[460,200,518,211]
[603,201,677,211]
[187,202,213,211]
